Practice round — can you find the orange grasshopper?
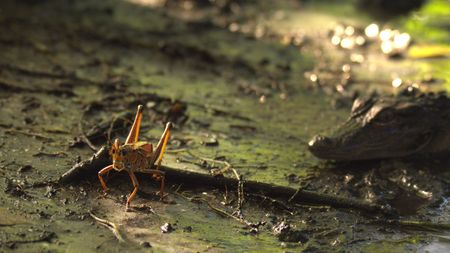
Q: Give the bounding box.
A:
[98,105,172,210]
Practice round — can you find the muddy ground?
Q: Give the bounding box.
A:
[0,0,449,252]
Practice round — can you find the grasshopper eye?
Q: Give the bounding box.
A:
[120,149,128,156]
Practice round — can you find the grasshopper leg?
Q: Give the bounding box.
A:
[98,164,114,193]
[125,105,144,145]
[148,122,171,200]
[147,168,166,200]
[126,170,139,210]
[149,122,172,166]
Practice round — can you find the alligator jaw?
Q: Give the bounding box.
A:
[308,134,345,160]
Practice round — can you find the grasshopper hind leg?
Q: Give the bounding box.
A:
[125,105,144,145]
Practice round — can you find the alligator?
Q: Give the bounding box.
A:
[308,89,450,161]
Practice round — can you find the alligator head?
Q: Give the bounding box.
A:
[308,91,450,161]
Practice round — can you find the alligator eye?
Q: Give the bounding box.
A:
[375,110,395,124]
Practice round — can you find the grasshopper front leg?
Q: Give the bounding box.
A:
[98,164,114,192]
[126,170,139,211]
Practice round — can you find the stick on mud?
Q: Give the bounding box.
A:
[59,146,392,214]
[59,146,110,184]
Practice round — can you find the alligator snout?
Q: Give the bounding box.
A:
[308,135,335,153]
[308,135,351,160]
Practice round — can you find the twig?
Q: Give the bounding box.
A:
[203,199,245,224]
[1,231,55,245]
[172,190,201,203]
[5,129,52,141]
[58,146,110,184]
[0,79,75,96]
[372,219,450,232]
[173,184,183,193]
[84,111,133,140]
[248,193,295,215]
[185,151,230,171]
[184,151,245,212]
[59,146,393,215]
[174,190,248,225]
[0,123,13,128]
[176,149,261,174]
[41,128,70,134]
[0,161,15,170]
[166,148,188,154]
[292,203,331,210]
[81,134,98,152]
[188,102,252,121]
[0,63,99,85]
[89,212,126,243]
[184,151,238,178]
[315,228,340,238]
[0,62,70,79]
[25,180,57,189]
[236,174,245,211]
[33,151,68,158]
[78,122,98,151]
[106,115,119,146]
[0,223,22,227]
[288,187,302,203]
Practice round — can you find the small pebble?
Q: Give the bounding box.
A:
[183,226,192,233]
[160,223,174,233]
[140,241,152,248]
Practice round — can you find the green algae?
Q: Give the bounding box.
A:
[401,0,450,44]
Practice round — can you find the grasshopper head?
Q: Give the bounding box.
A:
[110,138,123,169]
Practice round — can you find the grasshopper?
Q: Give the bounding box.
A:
[98,105,172,210]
